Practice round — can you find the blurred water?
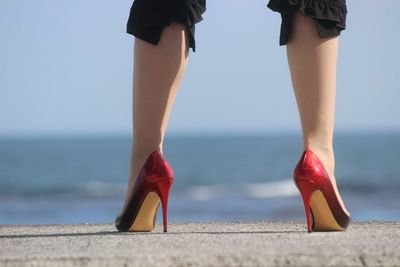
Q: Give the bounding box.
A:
[0,132,399,225]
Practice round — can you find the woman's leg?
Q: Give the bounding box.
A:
[122,23,189,211]
[286,11,348,213]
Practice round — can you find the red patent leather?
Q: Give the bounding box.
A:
[293,149,350,232]
[115,150,174,232]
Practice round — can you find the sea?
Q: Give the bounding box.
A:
[0,132,399,225]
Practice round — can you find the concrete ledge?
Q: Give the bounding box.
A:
[1,221,399,267]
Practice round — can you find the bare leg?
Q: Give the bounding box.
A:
[122,23,189,212]
[287,11,349,213]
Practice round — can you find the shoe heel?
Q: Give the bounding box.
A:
[296,179,316,233]
[153,179,173,232]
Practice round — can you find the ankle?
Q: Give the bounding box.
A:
[129,145,163,178]
[131,145,162,159]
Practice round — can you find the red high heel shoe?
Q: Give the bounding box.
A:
[293,149,351,232]
[115,150,174,232]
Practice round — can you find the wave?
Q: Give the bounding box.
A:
[77,181,125,197]
[0,180,299,199]
[1,179,399,199]
[186,180,298,200]
[69,180,300,199]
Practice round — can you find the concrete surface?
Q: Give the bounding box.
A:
[0,221,399,267]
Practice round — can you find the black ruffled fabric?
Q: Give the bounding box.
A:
[127,0,206,52]
[267,0,347,45]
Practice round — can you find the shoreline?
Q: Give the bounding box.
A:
[1,221,399,266]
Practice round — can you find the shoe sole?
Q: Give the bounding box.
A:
[128,192,160,232]
[310,190,345,231]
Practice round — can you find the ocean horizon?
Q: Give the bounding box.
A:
[0,131,399,225]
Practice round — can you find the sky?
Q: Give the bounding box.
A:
[1,0,399,137]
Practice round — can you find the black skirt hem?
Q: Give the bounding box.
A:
[267,0,347,46]
[126,0,206,52]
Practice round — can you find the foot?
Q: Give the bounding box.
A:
[119,147,162,214]
[306,147,350,216]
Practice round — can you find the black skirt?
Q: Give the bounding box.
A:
[126,0,347,52]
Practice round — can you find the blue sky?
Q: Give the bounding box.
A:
[1,0,399,137]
